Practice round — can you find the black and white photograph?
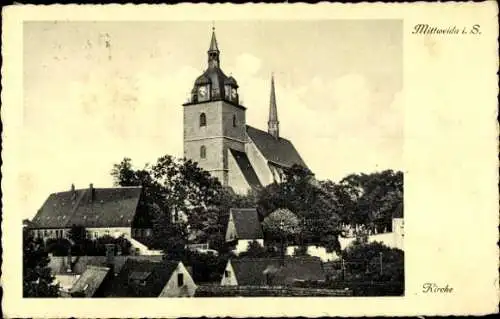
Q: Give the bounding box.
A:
[21,19,404,298]
[2,3,497,317]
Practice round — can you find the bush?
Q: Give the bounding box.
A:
[45,238,71,256]
[293,245,309,257]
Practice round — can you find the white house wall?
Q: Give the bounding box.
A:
[159,262,197,297]
[220,261,238,286]
[225,213,238,242]
[392,218,404,250]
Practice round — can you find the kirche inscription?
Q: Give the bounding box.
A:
[422,282,454,293]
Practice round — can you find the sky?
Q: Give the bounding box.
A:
[22,20,402,218]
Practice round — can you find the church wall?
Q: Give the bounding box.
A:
[245,139,274,186]
[227,150,251,195]
[221,103,247,142]
[183,101,223,141]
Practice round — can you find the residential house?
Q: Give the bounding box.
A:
[47,255,196,297]
[69,265,111,297]
[220,256,326,286]
[225,208,264,254]
[29,183,155,252]
[104,259,197,297]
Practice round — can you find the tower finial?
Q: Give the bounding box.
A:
[268,73,279,139]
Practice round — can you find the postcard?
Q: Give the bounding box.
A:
[1,2,498,317]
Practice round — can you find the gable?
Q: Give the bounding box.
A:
[158,261,197,297]
[246,125,307,169]
[225,213,238,242]
[31,186,142,229]
[103,259,179,297]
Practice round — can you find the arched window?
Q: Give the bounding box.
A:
[200,145,206,159]
[199,113,207,127]
[232,114,237,127]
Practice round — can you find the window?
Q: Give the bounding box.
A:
[224,270,230,278]
[232,115,237,127]
[200,145,206,159]
[199,113,207,127]
[177,273,184,287]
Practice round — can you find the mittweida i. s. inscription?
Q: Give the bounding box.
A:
[412,24,481,35]
[422,283,454,293]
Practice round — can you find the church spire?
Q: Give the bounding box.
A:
[268,74,279,139]
[207,25,220,68]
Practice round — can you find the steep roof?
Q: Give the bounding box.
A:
[31,186,142,229]
[230,208,263,240]
[229,149,262,191]
[69,266,110,297]
[246,125,307,169]
[103,259,179,297]
[230,256,325,285]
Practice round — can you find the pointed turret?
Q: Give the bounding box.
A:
[268,74,279,139]
[207,26,220,68]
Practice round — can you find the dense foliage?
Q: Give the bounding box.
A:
[111,156,243,252]
[23,230,59,297]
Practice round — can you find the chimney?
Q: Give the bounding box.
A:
[89,183,95,202]
[71,183,76,200]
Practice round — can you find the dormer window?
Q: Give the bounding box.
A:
[129,271,151,287]
[199,113,207,127]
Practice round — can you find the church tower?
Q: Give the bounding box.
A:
[183,28,247,186]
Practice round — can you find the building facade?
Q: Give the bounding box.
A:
[183,28,308,194]
[29,184,153,245]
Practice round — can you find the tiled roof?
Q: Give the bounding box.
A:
[103,259,179,297]
[69,265,110,297]
[47,255,165,275]
[230,208,263,240]
[230,256,326,286]
[246,125,307,169]
[229,149,262,190]
[31,186,142,229]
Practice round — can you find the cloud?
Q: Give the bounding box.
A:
[234,53,262,76]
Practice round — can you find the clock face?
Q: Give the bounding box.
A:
[231,88,237,98]
[198,86,207,97]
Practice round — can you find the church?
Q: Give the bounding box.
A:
[183,28,308,194]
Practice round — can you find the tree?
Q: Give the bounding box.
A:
[337,170,403,232]
[342,241,404,283]
[67,224,88,256]
[257,165,341,247]
[23,230,59,297]
[262,208,301,261]
[111,155,259,253]
[111,156,231,247]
